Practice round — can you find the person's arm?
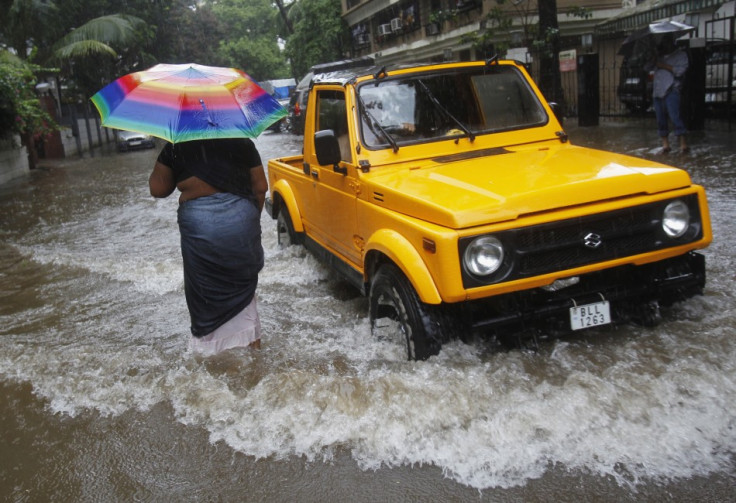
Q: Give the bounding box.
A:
[249,165,268,212]
[657,51,688,77]
[669,50,688,78]
[149,161,176,198]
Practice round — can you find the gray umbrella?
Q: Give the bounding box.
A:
[618,20,695,56]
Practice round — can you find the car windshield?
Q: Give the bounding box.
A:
[357,65,547,149]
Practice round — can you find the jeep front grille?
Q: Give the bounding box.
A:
[459,195,703,289]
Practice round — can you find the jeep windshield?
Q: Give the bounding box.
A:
[357,65,548,149]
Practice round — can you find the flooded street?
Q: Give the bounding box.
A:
[1,119,735,501]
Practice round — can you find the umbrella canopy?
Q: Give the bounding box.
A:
[618,20,695,57]
[91,63,287,143]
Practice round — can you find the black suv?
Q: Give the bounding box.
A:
[288,58,376,135]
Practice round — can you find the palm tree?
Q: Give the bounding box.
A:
[50,14,148,109]
[1,0,58,59]
[51,14,144,61]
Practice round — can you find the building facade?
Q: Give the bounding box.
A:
[343,0,625,65]
[341,0,735,117]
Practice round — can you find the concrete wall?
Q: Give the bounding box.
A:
[59,118,114,158]
[0,118,113,185]
[0,136,29,185]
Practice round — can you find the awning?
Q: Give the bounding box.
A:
[595,0,727,36]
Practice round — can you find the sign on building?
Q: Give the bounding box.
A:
[559,49,577,72]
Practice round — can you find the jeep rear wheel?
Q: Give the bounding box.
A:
[276,207,303,247]
[369,263,443,361]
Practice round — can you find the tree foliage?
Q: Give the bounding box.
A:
[0,0,351,137]
[211,0,289,80]
[285,0,349,79]
[1,0,61,58]
[51,14,145,60]
[0,53,57,139]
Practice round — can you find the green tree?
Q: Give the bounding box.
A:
[0,53,55,137]
[168,2,223,66]
[0,0,60,59]
[285,0,348,79]
[51,14,144,60]
[49,13,150,99]
[461,5,513,59]
[212,0,289,80]
[0,52,58,171]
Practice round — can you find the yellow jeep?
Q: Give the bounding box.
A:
[266,59,712,360]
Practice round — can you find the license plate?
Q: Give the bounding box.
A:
[570,300,611,331]
[130,141,141,146]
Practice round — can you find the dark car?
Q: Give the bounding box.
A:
[116,130,155,152]
[288,58,376,135]
[618,51,654,113]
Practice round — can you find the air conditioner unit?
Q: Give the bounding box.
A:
[378,24,393,36]
[391,18,402,32]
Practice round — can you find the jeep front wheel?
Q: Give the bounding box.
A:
[276,207,303,247]
[369,263,443,361]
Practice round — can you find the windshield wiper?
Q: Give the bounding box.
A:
[356,92,399,153]
[417,79,475,142]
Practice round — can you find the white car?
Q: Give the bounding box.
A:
[116,130,156,152]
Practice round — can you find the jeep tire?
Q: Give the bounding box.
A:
[276,207,303,247]
[369,263,443,361]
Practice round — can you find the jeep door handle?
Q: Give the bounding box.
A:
[311,169,319,180]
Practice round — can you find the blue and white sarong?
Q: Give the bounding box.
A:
[177,192,264,342]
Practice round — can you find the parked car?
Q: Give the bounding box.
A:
[116,130,155,152]
[705,41,736,108]
[618,51,654,112]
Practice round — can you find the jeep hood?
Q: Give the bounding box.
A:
[365,144,693,229]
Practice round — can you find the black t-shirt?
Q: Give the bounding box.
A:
[157,138,262,200]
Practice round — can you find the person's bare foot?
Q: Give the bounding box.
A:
[679,136,689,153]
[248,339,261,349]
[661,138,671,153]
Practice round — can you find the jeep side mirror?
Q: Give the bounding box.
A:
[314,130,346,174]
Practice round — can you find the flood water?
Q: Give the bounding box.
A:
[1,119,735,501]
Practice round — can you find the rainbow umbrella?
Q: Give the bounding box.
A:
[90,63,287,143]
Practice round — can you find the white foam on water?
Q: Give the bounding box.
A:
[14,195,183,295]
[159,327,736,490]
[4,310,734,490]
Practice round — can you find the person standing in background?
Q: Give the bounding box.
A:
[647,34,689,154]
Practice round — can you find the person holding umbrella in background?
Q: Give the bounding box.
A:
[92,63,286,355]
[646,33,690,154]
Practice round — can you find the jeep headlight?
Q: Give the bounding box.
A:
[463,236,504,276]
[662,199,690,238]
